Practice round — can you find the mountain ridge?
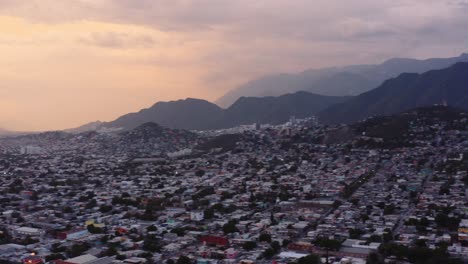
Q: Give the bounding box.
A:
[216,53,468,107]
[318,62,468,124]
[94,91,350,131]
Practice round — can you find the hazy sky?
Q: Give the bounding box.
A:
[1,0,468,131]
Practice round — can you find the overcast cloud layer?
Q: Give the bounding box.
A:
[1,0,468,130]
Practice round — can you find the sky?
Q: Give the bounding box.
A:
[1,0,468,131]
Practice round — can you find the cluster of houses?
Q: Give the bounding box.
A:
[0,108,466,264]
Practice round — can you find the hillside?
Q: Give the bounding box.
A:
[0,122,199,156]
[222,91,349,127]
[104,98,224,131]
[318,62,468,124]
[216,53,468,107]
[99,91,350,131]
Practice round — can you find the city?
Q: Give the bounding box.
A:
[1,1,468,264]
[0,106,466,264]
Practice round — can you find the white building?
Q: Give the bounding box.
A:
[14,227,44,237]
[20,146,43,155]
[190,211,204,221]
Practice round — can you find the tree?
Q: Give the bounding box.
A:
[45,253,65,262]
[87,224,103,234]
[259,233,272,243]
[242,241,257,251]
[85,199,97,209]
[349,229,364,239]
[171,228,185,237]
[30,191,39,201]
[63,206,73,213]
[315,238,341,264]
[0,229,11,245]
[99,204,113,213]
[366,252,382,264]
[147,225,157,232]
[315,238,341,251]
[143,235,160,252]
[104,246,118,256]
[222,220,239,234]
[297,254,321,264]
[271,241,281,253]
[176,256,191,264]
[203,208,214,219]
[261,247,275,259]
[67,243,90,258]
[195,170,205,177]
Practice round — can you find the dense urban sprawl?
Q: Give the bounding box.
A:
[0,106,467,264]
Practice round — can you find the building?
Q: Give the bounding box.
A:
[14,227,44,238]
[54,254,114,264]
[458,219,468,241]
[20,146,44,155]
[190,211,204,221]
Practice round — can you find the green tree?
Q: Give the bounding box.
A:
[366,252,383,264]
[222,220,239,234]
[261,247,275,259]
[176,256,191,264]
[242,241,257,251]
[67,243,90,258]
[147,225,157,232]
[203,208,215,219]
[0,229,11,245]
[259,233,272,243]
[105,246,118,256]
[143,235,160,252]
[271,241,281,253]
[315,238,341,264]
[297,254,321,264]
[45,253,65,262]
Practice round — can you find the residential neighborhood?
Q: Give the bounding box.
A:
[0,106,467,264]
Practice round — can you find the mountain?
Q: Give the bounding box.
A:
[104,98,224,131]
[0,128,13,137]
[65,121,103,134]
[222,91,350,128]
[318,62,468,124]
[216,53,468,107]
[95,91,350,131]
[0,128,30,138]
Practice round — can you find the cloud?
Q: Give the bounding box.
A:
[1,0,468,130]
[1,0,467,47]
[78,32,156,49]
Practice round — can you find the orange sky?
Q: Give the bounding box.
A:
[0,16,230,131]
[1,0,467,131]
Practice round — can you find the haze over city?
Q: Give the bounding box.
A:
[1,1,468,264]
[1,0,468,131]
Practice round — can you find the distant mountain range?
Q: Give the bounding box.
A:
[318,62,468,124]
[0,128,29,138]
[86,91,349,131]
[0,128,12,137]
[216,53,468,107]
[65,55,468,133]
[107,98,223,131]
[65,121,103,134]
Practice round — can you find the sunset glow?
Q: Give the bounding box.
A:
[1,0,467,130]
